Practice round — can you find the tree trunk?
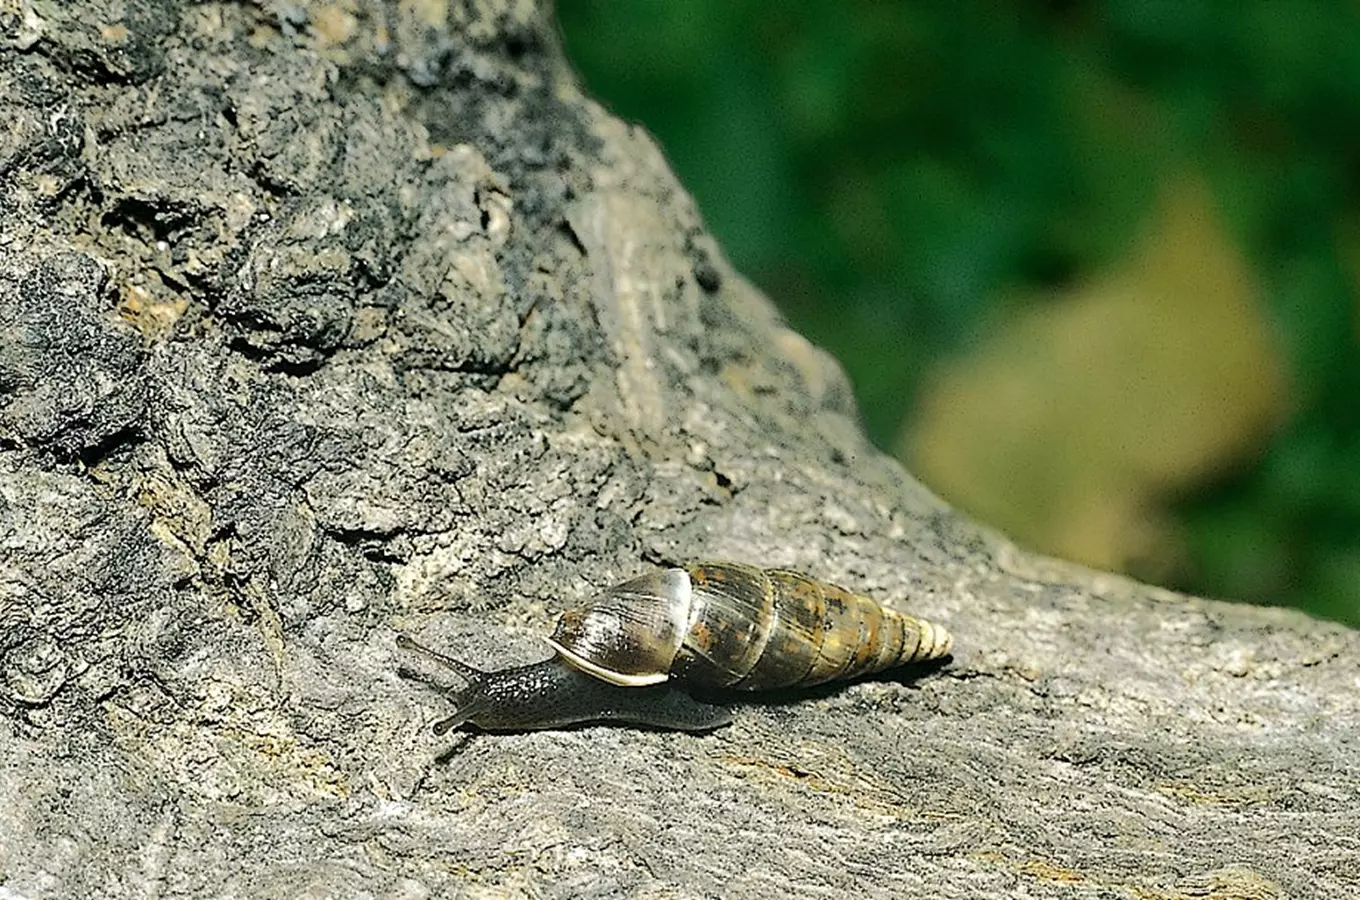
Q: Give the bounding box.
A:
[1,3,1354,898]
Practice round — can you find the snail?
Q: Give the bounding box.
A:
[397,561,953,733]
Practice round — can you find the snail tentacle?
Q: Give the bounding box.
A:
[395,634,485,683]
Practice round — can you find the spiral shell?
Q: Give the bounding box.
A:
[546,562,952,690]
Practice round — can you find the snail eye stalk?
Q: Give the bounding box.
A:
[396,634,486,683]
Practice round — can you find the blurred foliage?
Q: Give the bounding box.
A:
[559,0,1360,627]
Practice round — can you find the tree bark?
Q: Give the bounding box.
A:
[0,3,1354,898]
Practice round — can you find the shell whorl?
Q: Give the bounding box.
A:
[545,568,693,687]
[679,563,952,689]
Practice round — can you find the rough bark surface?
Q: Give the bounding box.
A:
[1,3,1355,899]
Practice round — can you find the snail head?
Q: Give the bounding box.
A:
[395,634,490,734]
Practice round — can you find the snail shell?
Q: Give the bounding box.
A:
[547,562,951,690]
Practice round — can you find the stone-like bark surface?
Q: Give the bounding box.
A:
[1,3,1354,898]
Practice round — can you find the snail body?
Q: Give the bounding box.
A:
[398,562,952,733]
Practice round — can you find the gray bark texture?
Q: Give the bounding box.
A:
[1,2,1355,898]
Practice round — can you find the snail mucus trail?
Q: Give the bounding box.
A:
[398,562,953,733]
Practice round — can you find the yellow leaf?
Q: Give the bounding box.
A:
[901,177,1290,576]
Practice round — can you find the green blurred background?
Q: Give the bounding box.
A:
[559,1,1360,627]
